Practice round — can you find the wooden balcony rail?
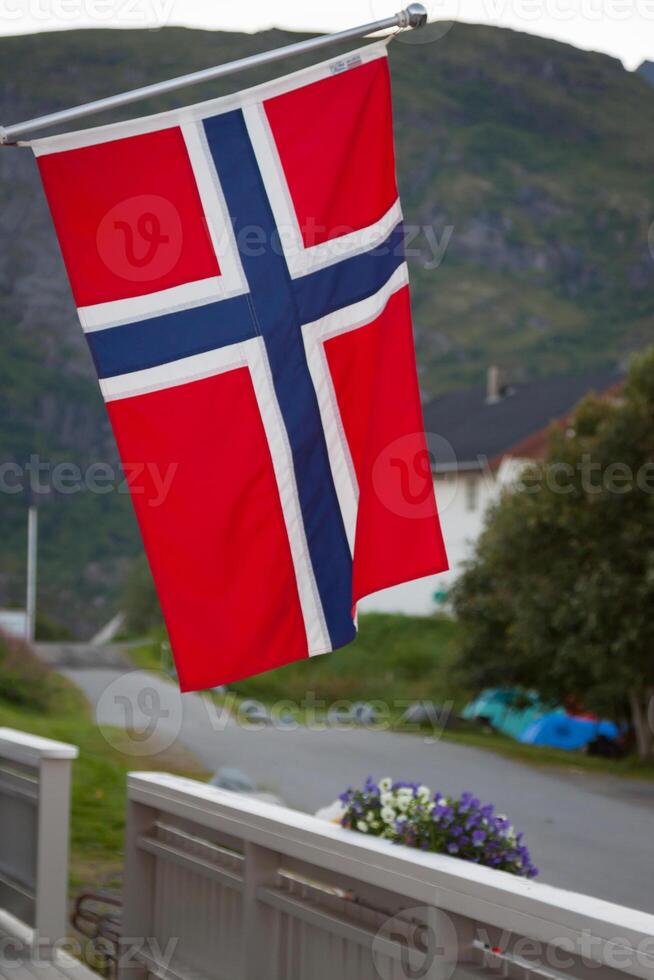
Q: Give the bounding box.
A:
[0,727,78,952]
[121,771,654,980]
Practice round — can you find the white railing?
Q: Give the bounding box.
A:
[121,772,654,980]
[0,726,78,950]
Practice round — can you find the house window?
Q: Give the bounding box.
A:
[465,477,478,512]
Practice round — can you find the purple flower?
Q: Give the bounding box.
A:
[340,780,538,879]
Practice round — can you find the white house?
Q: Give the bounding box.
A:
[0,608,28,639]
[360,365,623,616]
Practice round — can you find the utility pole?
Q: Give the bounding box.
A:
[25,505,38,644]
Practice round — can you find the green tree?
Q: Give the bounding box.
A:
[452,349,654,758]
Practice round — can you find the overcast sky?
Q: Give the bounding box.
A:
[0,0,652,70]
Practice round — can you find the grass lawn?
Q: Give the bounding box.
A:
[436,728,654,782]
[131,613,467,707]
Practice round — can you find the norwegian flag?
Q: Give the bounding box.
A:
[33,42,448,691]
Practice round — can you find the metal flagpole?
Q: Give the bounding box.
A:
[0,4,428,144]
[25,504,38,644]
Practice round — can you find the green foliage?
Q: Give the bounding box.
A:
[452,348,654,755]
[121,563,467,706]
[231,613,465,707]
[122,554,162,636]
[0,629,62,711]
[35,610,74,641]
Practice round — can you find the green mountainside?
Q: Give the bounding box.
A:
[0,23,653,632]
[638,60,654,85]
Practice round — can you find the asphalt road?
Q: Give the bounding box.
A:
[64,664,654,913]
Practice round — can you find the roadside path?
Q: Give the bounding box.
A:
[61,662,654,912]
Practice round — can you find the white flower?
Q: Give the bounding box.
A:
[381,806,396,824]
[397,787,413,798]
[396,814,407,825]
[366,811,375,823]
[417,785,430,802]
[380,792,393,807]
[397,797,410,812]
[379,777,392,792]
[357,821,368,832]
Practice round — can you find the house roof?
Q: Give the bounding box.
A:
[422,367,623,469]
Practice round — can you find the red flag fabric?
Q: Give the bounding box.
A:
[32,42,448,691]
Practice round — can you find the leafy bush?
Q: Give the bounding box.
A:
[452,347,654,758]
[0,629,59,711]
[340,778,538,878]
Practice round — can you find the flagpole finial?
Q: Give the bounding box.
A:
[401,3,428,28]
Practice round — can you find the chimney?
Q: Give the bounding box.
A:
[486,365,501,405]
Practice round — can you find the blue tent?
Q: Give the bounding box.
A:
[463,688,621,751]
[462,688,543,738]
[519,713,619,751]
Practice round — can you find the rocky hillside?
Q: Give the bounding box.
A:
[0,23,653,632]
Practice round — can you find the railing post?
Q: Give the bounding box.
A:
[119,789,157,980]
[0,729,78,956]
[242,842,280,980]
[33,754,75,953]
